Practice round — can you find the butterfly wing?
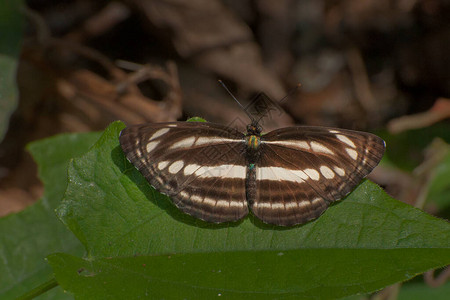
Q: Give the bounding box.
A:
[120,122,249,223]
[250,126,385,226]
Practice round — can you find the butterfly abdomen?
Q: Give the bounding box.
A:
[246,162,257,207]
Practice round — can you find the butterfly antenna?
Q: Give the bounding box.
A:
[254,83,302,124]
[218,80,256,123]
[280,83,302,104]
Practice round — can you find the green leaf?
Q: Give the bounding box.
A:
[186,116,206,122]
[0,0,24,140]
[398,280,450,300]
[427,149,450,212]
[47,248,450,300]
[0,132,100,299]
[52,121,450,298]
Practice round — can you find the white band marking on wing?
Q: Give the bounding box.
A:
[146,141,159,153]
[168,160,184,174]
[319,165,335,179]
[346,148,358,160]
[310,141,334,154]
[336,134,356,148]
[150,128,170,140]
[262,140,311,150]
[170,136,196,150]
[333,166,345,176]
[184,164,246,179]
[195,137,242,146]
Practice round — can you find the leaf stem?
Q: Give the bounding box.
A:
[16,278,59,300]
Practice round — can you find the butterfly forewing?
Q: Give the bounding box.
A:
[119,122,249,223]
[249,126,385,226]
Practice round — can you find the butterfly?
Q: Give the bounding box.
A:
[119,107,385,226]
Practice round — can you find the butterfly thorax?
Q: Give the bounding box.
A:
[245,122,262,162]
[245,122,262,149]
[245,135,260,150]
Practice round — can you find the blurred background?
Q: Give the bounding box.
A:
[0,0,449,297]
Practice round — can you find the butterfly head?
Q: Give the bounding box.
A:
[246,120,262,136]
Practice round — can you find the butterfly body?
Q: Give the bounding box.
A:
[120,121,385,226]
